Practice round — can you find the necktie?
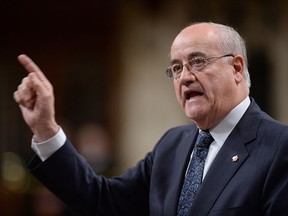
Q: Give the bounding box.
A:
[177,131,214,216]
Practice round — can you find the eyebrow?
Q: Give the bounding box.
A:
[170,51,207,65]
[188,51,206,58]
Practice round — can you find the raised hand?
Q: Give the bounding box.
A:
[14,54,59,142]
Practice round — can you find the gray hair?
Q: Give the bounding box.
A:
[209,22,251,88]
[188,22,251,88]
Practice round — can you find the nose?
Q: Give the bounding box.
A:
[178,64,197,87]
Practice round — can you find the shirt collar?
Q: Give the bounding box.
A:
[209,96,251,144]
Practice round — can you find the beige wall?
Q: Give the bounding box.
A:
[118,3,190,170]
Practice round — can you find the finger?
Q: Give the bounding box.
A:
[14,73,42,108]
[13,90,20,103]
[14,76,36,105]
[14,90,35,109]
[14,76,33,102]
[18,54,51,88]
[18,54,41,74]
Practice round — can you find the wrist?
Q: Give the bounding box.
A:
[32,122,59,143]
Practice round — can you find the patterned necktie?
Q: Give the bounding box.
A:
[177,131,214,216]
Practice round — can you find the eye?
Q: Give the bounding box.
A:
[171,64,183,74]
[190,57,206,68]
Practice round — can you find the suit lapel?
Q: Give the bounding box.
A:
[188,99,262,216]
[188,133,250,215]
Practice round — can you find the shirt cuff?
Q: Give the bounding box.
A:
[31,127,66,162]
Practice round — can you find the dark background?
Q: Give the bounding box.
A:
[0,0,287,215]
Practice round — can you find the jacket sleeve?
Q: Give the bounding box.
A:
[261,130,288,216]
[28,139,152,216]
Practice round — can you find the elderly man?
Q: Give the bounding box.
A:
[14,22,288,215]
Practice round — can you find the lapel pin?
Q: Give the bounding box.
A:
[232,155,239,162]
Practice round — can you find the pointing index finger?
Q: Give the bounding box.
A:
[18,54,41,74]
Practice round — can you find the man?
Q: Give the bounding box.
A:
[14,22,288,215]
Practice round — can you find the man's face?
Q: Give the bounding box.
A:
[170,24,240,129]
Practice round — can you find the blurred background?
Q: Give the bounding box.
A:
[1,0,288,215]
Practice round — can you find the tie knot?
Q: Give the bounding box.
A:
[195,131,214,149]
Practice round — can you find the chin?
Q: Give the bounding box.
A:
[185,110,206,122]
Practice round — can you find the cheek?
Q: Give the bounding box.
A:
[209,72,232,94]
[208,76,235,106]
[173,82,182,104]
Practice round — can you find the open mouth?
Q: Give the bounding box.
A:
[185,91,204,100]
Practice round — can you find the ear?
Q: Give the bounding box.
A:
[232,55,245,84]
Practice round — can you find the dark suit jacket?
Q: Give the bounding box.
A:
[28,99,288,216]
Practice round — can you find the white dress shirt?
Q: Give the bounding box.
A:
[202,96,250,178]
[31,127,66,161]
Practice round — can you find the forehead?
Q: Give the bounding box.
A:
[170,24,220,60]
